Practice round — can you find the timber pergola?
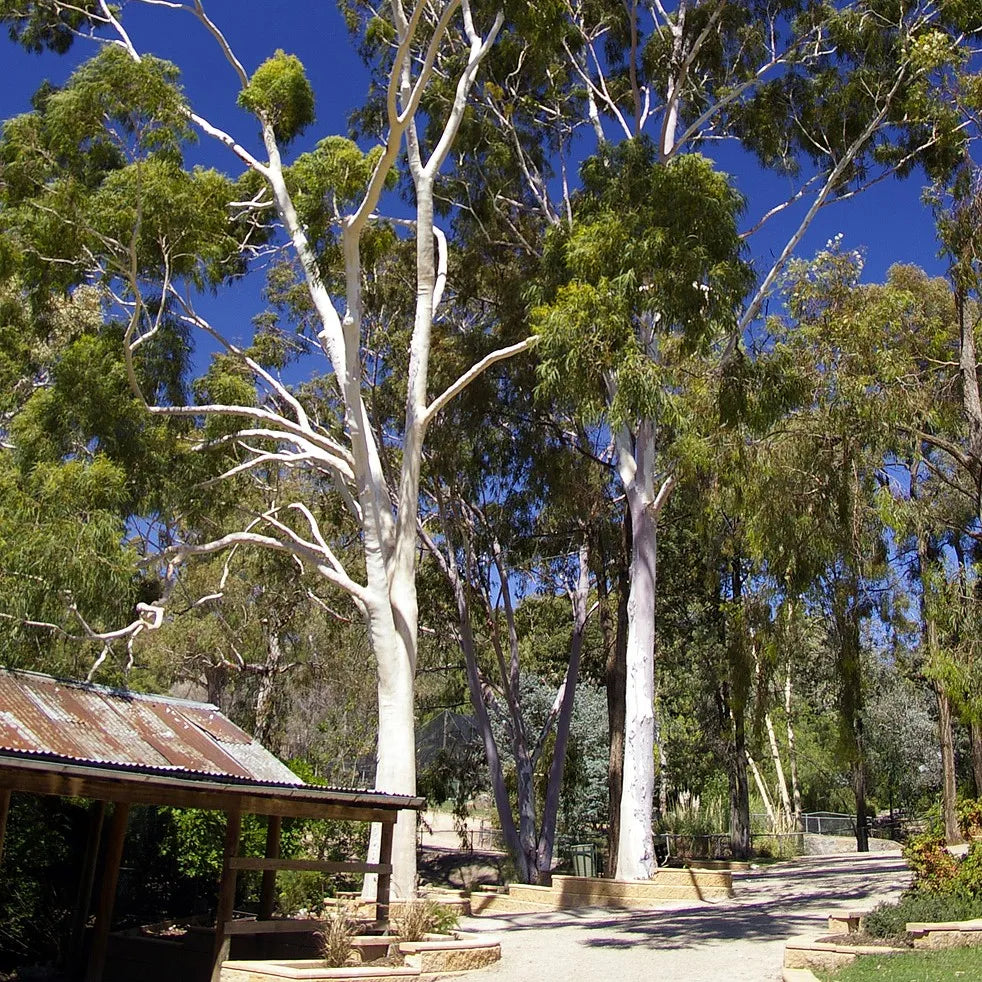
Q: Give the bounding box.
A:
[0,751,424,982]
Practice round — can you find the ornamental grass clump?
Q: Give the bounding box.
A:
[318,903,357,968]
[394,900,458,942]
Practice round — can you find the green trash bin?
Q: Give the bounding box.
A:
[571,842,596,877]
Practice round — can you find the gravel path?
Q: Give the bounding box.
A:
[457,852,911,982]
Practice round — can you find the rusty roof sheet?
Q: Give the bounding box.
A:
[0,668,301,786]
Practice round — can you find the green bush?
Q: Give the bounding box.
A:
[956,840,982,896]
[958,797,982,840]
[0,794,88,970]
[863,891,982,939]
[863,834,982,941]
[902,833,959,892]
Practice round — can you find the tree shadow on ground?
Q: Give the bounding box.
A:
[418,846,509,890]
[466,854,910,952]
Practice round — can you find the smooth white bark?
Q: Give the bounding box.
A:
[94,0,509,900]
[614,420,658,881]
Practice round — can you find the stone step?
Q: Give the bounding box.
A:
[469,892,556,915]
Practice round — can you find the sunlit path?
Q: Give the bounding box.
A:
[458,853,910,982]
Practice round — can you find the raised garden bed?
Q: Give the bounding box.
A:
[783,935,906,973]
[220,931,500,982]
[783,908,982,975]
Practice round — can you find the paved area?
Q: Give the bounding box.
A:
[458,852,911,982]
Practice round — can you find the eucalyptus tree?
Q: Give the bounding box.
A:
[755,245,965,848]
[0,0,520,897]
[0,265,193,677]
[415,348,607,882]
[789,254,982,839]
[420,0,978,878]
[868,252,982,839]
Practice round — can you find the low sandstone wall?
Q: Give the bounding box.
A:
[471,869,733,913]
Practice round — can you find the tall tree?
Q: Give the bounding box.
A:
[0,0,519,897]
[433,0,977,878]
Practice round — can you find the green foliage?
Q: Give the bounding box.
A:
[489,675,608,845]
[533,139,752,430]
[0,0,101,54]
[863,890,982,940]
[655,793,726,837]
[903,834,960,893]
[0,794,88,967]
[864,666,940,814]
[417,728,486,847]
[556,680,609,841]
[158,808,265,886]
[238,50,315,143]
[153,804,370,914]
[87,160,246,286]
[44,46,192,162]
[958,798,982,840]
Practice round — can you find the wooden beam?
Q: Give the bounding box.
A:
[375,821,394,930]
[224,918,323,936]
[210,809,242,982]
[258,815,281,922]
[85,802,130,982]
[70,800,106,972]
[0,760,414,822]
[0,770,404,824]
[229,857,393,874]
[0,788,10,866]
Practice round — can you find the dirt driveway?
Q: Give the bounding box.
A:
[458,852,911,982]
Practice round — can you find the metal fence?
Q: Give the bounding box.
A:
[799,811,857,836]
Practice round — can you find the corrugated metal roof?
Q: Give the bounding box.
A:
[0,668,301,786]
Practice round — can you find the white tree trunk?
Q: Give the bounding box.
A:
[747,751,777,828]
[371,639,418,897]
[785,651,803,823]
[764,712,792,828]
[615,421,658,880]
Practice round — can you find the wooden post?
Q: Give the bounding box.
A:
[70,800,107,974]
[376,820,394,931]
[0,788,10,866]
[85,801,130,982]
[210,809,242,982]
[257,814,281,960]
[258,815,281,920]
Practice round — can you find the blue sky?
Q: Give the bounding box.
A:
[0,1,956,318]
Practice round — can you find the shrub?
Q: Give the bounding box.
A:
[318,903,356,968]
[958,798,982,840]
[863,891,982,939]
[954,840,982,896]
[0,795,89,970]
[902,833,959,892]
[394,900,459,942]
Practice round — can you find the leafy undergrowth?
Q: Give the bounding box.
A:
[816,945,982,981]
[862,891,982,943]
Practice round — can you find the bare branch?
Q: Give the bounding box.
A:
[423,338,533,426]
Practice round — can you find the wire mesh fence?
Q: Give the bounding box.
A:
[799,811,857,836]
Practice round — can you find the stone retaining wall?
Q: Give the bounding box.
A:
[472,869,733,913]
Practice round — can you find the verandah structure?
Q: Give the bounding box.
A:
[0,668,424,982]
